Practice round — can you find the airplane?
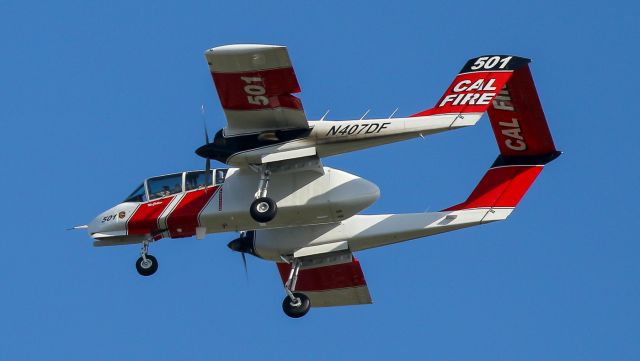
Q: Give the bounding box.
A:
[76,44,560,318]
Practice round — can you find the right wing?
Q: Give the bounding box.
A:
[205,44,309,137]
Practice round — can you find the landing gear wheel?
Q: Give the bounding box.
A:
[136,255,158,276]
[250,197,277,223]
[282,292,310,318]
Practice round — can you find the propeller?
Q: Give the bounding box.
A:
[228,231,255,281]
[201,105,212,188]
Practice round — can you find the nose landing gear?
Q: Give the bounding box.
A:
[135,240,158,276]
[250,166,277,223]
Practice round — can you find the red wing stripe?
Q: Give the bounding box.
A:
[212,67,303,111]
[277,258,367,292]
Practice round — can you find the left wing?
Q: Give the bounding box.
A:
[205,44,309,137]
[277,251,372,307]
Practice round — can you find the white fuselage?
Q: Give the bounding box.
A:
[88,166,380,246]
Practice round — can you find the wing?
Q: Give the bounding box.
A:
[277,250,372,307]
[205,44,309,137]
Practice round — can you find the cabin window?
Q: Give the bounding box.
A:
[124,183,147,203]
[148,174,183,200]
[215,169,228,185]
[185,170,212,191]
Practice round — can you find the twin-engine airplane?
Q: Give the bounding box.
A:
[78,44,560,318]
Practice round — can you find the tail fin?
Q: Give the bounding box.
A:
[412,55,531,117]
[444,59,560,212]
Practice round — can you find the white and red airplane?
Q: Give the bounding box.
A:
[77,45,560,318]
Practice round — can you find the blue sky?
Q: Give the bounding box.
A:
[1,0,638,360]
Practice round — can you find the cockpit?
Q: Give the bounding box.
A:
[123,169,228,203]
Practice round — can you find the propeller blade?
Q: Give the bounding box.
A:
[201,104,210,145]
[200,105,213,190]
[205,158,211,187]
[241,253,248,281]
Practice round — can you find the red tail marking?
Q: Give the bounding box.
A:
[277,258,367,291]
[487,65,556,157]
[127,197,175,235]
[212,67,303,111]
[445,165,543,211]
[166,187,217,238]
[412,71,513,117]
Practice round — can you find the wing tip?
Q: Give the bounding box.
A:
[205,44,285,55]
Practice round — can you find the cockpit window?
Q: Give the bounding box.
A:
[185,171,212,191]
[148,174,183,200]
[124,183,147,203]
[215,169,228,184]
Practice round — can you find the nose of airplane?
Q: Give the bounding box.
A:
[86,205,130,239]
[87,215,101,235]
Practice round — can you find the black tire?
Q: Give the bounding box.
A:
[136,255,158,276]
[250,197,277,223]
[282,292,311,318]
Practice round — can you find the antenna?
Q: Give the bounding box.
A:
[320,109,330,121]
[388,108,399,119]
[359,109,370,120]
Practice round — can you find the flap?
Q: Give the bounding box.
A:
[277,255,372,307]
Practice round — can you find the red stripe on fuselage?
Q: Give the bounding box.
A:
[127,197,175,235]
[166,187,218,238]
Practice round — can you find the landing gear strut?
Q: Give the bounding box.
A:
[135,240,158,276]
[281,259,310,318]
[250,166,277,223]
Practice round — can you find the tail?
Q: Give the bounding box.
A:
[411,55,531,117]
[443,58,560,214]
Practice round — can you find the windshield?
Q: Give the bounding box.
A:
[148,173,183,200]
[124,183,147,203]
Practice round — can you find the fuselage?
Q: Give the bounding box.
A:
[88,166,379,246]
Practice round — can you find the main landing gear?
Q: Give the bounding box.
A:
[281,259,310,318]
[250,166,277,223]
[135,240,158,276]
